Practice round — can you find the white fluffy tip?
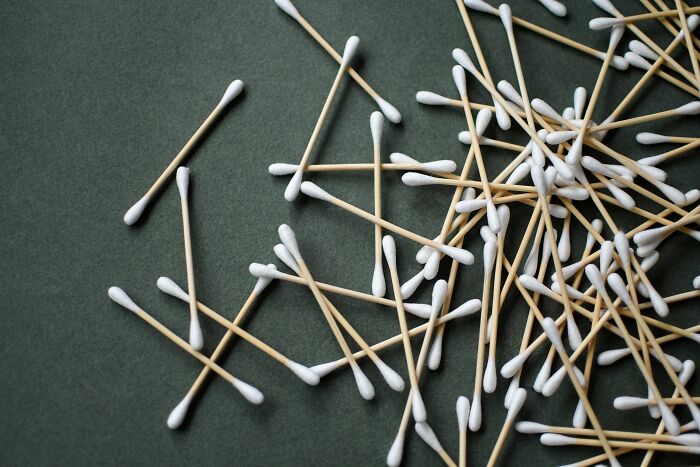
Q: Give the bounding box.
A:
[589,17,619,30]
[541,0,567,17]
[375,96,402,124]
[157,276,189,301]
[501,352,528,378]
[506,388,527,422]
[402,172,436,186]
[232,379,264,404]
[381,235,397,268]
[448,299,481,319]
[416,91,451,106]
[310,360,342,378]
[341,36,360,67]
[457,396,470,432]
[516,421,550,434]
[403,303,432,319]
[375,359,405,392]
[541,433,576,446]
[372,263,386,298]
[189,317,203,351]
[499,4,513,31]
[676,101,700,115]
[123,196,150,225]
[415,422,443,453]
[370,111,384,146]
[218,80,244,108]
[483,357,497,393]
[284,171,303,201]
[268,163,298,176]
[468,394,482,431]
[437,244,474,265]
[412,390,427,423]
[286,361,320,385]
[352,366,375,400]
[108,286,141,313]
[274,0,300,19]
[465,0,499,15]
[386,432,405,467]
[300,181,333,201]
[167,394,193,429]
[452,48,476,75]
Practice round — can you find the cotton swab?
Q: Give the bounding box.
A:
[371,111,386,298]
[457,396,470,467]
[390,153,458,174]
[486,388,527,467]
[277,224,374,399]
[164,269,275,429]
[589,6,700,29]
[537,0,567,18]
[268,160,458,176]
[636,132,699,145]
[382,235,427,423]
[299,181,475,265]
[273,0,401,122]
[540,433,700,454]
[176,167,203,351]
[107,286,264,404]
[123,80,243,225]
[284,36,359,201]
[156,276,319,385]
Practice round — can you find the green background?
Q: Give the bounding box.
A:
[2,0,699,465]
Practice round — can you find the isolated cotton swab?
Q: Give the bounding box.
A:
[371,111,386,298]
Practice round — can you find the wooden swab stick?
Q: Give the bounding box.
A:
[675,0,700,92]
[123,81,243,225]
[299,181,475,265]
[273,0,400,122]
[370,112,386,298]
[540,433,700,454]
[382,235,427,422]
[278,225,374,399]
[176,168,203,351]
[284,36,358,201]
[590,6,700,28]
[107,287,264,404]
[162,271,274,429]
[588,101,700,132]
[156,276,319,384]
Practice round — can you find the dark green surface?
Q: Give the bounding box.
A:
[1,1,699,465]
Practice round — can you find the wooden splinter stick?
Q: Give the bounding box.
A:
[123,81,243,225]
[108,287,264,404]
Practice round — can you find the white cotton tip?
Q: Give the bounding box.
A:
[675,101,700,115]
[499,4,513,32]
[551,282,586,302]
[447,299,482,320]
[585,264,610,301]
[437,244,474,265]
[613,230,630,268]
[637,163,667,182]
[381,235,397,268]
[249,262,284,281]
[375,359,405,392]
[695,276,700,289]
[555,187,588,201]
[464,0,499,15]
[680,16,700,40]
[653,179,687,205]
[506,388,527,422]
[599,241,613,275]
[415,422,443,453]
[549,155,575,182]
[637,154,667,168]
[157,276,189,302]
[218,80,244,108]
[431,280,448,315]
[520,274,557,300]
[416,91,451,106]
[427,333,443,370]
[504,376,520,409]
[589,17,621,31]
[108,286,142,313]
[633,226,668,246]
[629,40,658,61]
[541,433,577,447]
[597,348,630,366]
[533,358,552,393]
[484,356,497,393]
[401,270,425,300]
[390,152,418,165]
[567,317,582,351]
[486,201,502,234]
[542,367,566,397]
[606,179,635,210]
[476,108,493,135]
[639,250,659,272]
[310,360,343,378]
[268,163,298,176]
[565,134,584,165]
[452,64,468,99]
[637,241,661,258]
[581,156,616,178]
[123,195,150,225]
[516,421,550,434]
[286,361,321,386]
[403,303,433,319]
[458,131,478,146]
[612,396,649,410]
[531,141,546,168]
[412,390,427,423]
[352,365,375,400]
[609,24,625,49]
[538,0,567,16]
[648,385,661,419]
[452,48,477,75]
[493,99,511,130]
[374,96,402,124]
[611,54,629,71]
[456,396,470,432]
[647,286,669,317]
[573,400,587,428]
[167,394,193,429]
[674,434,700,447]
[541,317,565,352]
[531,98,564,122]
[483,240,498,275]
[485,314,492,345]
[530,163,548,196]
[684,189,700,205]
[680,360,696,384]
[501,352,529,379]
[274,0,300,19]
[341,36,360,68]
[506,161,531,185]
[659,403,681,436]
[421,160,458,173]
[284,171,303,201]
[652,351,682,371]
[277,224,302,261]
[562,107,575,121]
[546,131,576,145]
[189,316,203,351]
[498,205,510,238]
[636,132,669,145]
[232,379,264,404]
[401,172,438,186]
[386,432,405,467]
[274,244,300,274]
[372,263,386,298]
[456,198,487,213]
[468,394,482,431]
[300,181,333,202]
[370,111,384,148]
[625,51,651,70]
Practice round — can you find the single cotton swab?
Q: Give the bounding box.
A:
[123,80,243,225]
[273,0,400,122]
[284,36,359,201]
[176,167,203,351]
[371,111,386,298]
[107,287,264,404]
